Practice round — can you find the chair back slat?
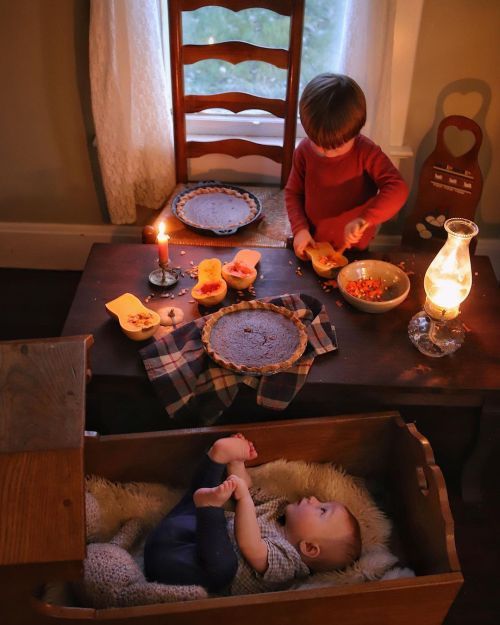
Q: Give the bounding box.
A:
[169,0,304,187]
[183,42,289,68]
[180,0,295,16]
[185,93,286,117]
[187,138,284,163]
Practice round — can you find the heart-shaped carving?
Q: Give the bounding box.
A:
[443,92,483,119]
[443,126,476,157]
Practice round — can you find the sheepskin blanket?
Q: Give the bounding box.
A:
[85,459,414,589]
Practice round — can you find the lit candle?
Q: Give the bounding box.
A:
[157,222,170,265]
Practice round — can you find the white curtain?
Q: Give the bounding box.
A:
[90,0,175,224]
[338,0,396,153]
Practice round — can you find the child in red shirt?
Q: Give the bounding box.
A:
[285,73,409,259]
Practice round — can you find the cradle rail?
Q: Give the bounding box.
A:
[4,413,462,625]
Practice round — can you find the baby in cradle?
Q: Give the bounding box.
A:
[144,435,362,595]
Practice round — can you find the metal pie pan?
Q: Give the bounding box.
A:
[171,181,262,236]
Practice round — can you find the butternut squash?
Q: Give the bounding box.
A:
[305,242,348,278]
[191,258,227,306]
[222,249,261,290]
[105,293,160,341]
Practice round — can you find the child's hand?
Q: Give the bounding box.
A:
[344,218,370,248]
[293,229,316,260]
[227,474,250,501]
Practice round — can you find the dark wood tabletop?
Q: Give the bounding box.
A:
[62,242,499,502]
[63,243,499,397]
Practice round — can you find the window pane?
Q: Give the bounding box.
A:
[182,0,348,129]
[182,1,347,100]
[183,7,289,48]
[300,0,346,92]
[185,60,287,98]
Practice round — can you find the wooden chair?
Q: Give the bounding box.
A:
[402,115,483,254]
[144,0,305,248]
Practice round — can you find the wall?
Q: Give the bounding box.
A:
[401,0,500,238]
[0,0,104,224]
[0,0,498,272]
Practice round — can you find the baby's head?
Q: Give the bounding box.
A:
[285,496,361,572]
[299,73,366,154]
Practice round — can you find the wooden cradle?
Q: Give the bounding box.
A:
[0,336,462,625]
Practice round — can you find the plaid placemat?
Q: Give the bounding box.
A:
[140,293,337,425]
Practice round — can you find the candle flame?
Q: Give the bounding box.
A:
[157,221,169,242]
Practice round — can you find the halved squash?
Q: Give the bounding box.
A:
[305,242,348,278]
[191,258,227,306]
[222,249,261,290]
[105,293,160,341]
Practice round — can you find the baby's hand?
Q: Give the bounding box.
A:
[293,229,316,260]
[344,218,370,248]
[227,474,250,501]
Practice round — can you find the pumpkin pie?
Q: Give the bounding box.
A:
[202,300,308,374]
[175,186,259,231]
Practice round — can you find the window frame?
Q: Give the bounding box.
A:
[182,0,423,161]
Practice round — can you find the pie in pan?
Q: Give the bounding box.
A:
[175,185,259,231]
[202,300,308,374]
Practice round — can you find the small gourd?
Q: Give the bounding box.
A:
[222,249,261,290]
[105,293,160,341]
[305,241,348,278]
[191,258,227,307]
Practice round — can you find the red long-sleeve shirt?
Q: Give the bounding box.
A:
[285,135,409,250]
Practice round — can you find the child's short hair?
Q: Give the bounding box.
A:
[299,73,366,149]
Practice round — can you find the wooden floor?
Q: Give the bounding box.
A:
[1,268,498,624]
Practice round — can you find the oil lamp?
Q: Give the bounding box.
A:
[408,218,478,357]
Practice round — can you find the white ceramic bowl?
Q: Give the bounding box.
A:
[337,260,410,313]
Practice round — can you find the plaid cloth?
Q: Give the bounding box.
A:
[140,293,337,425]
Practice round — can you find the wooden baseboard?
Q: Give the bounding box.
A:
[0,222,498,280]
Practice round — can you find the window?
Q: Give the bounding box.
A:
[170,0,424,165]
[183,0,348,139]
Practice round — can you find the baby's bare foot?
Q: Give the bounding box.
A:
[193,479,236,508]
[208,434,258,465]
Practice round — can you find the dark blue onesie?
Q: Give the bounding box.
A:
[144,454,238,593]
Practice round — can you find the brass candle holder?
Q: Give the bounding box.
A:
[148,261,180,288]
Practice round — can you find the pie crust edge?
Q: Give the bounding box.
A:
[175,186,259,230]
[201,300,308,374]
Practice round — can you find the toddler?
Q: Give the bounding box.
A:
[285,73,409,259]
[144,435,361,596]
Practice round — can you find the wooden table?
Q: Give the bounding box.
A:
[62,243,500,499]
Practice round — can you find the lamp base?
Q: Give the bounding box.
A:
[408,311,466,357]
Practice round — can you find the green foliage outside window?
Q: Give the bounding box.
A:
[182,1,346,100]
